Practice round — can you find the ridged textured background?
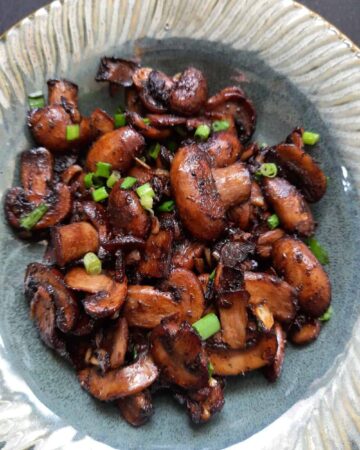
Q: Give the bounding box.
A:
[0,0,359,449]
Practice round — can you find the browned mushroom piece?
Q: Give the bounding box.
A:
[169,67,208,116]
[51,221,99,266]
[263,323,286,382]
[133,68,174,113]
[212,162,251,208]
[255,229,285,259]
[82,201,109,244]
[266,143,327,203]
[95,317,128,371]
[70,311,96,337]
[95,57,140,86]
[47,79,79,112]
[61,165,83,185]
[200,131,243,168]
[126,112,171,140]
[205,86,256,142]
[150,318,209,389]
[25,262,79,333]
[272,237,331,317]
[262,177,315,237]
[207,332,278,376]
[251,303,275,332]
[175,378,225,424]
[108,180,151,239]
[78,353,159,401]
[218,290,249,349]
[64,267,127,319]
[146,114,187,128]
[171,240,204,271]
[89,108,115,138]
[138,230,173,278]
[289,317,321,345]
[86,126,145,172]
[124,285,180,328]
[117,390,154,427]
[125,87,145,114]
[244,271,297,324]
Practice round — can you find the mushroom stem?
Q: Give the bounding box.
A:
[212,162,251,208]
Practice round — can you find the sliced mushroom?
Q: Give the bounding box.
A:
[207,332,278,376]
[263,177,315,237]
[117,390,154,427]
[218,290,249,349]
[125,87,145,114]
[25,262,78,333]
[146,114,187,128]
[95,57,140,87]
[244,271,297,324]
[82,201,109,244]
[95,317,128,371]
[256,229,285,259]
[272,237,331,317]
[64,267,127,319]
[289,317,321,345]
[47,79,79,111]
[86,126,145,172]
[138,230,173,278]
[89,108,114,138]
[169,67,207,116]
[126,112,171,140]
[200,131,243,168]
[150,318,209,389]
[171,240,204,271]
[263,323,286,382]
[133,68,174,113]
[78,353,158,401]
[20,148,53,204]
[212,162,251,208]
[51,221,99,266]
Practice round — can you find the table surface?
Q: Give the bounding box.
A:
[0,0,359,46]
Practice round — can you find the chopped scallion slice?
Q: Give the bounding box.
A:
[136,182,155,199]
[95,161,112,178]
[192,313,221,340]
[207,361,214,378]
[157,200,175,212]
[256,163,278,178]
[92,186,109,202]
[83,252,102,275]
[267,214,280,230]
[148,142,161,160]
[319,305,333,322]
[209,269,216,281]
[194,124,211,140]
[305,237,329,265]
[114,113,126,128]
[143,118,151,125]
[121,176,137,189]
[139,194,154,212]
[28,91,45,109]
[84,172,94,188]
[106,171,121,188]
[66,124,80,141]
[302,131,320,145]
[212,120,230,132]
[20,203,48,230]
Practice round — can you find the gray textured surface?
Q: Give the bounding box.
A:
[0,0,360,45]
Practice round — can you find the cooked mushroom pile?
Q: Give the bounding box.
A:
[4,57,332,426]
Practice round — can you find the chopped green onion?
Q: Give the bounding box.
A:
[256,163,278,178]
[195,124,211,140]
[66,124,80,141]
[148,143,161,160]
[95,161,112,178]
[114,113,126,128]
[267,214,280,230]
[305,237,329,265]
[136,182,155,199]
[20,203,48,230]
[139,194,154,212]
[319,305,333,322]
[302,131,320,145]
[84,172,94,188]
[106,171,121,188]
[28,91,45,109]
[209,269,216,281]
[212,120,230,132]
[83,252,102,275]
[168,141,177,152]
[157,200,175,212]
[192,313,221,340]
[121,176,137,189]
[92,186,109,202]
[143,118,151,125]
[207,361,214,378]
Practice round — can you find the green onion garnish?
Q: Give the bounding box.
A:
[114,113,126,128]
[143,118,151,125]
[267,214,280,230]
[148,143,161,160]
[66,124,80,141]
[194,124,211,140]
[20,203,48,230]
[136,183,155,199]
[95,161,112,178]
[157,200,175,212]
[106,171,121,188]
[207,361,214,378]
[256,163,278,178]
[319,305,333,322]
[212,120,230,132]
[139,194,154,212]
[305,237,329,265]
[192,313,221,340]
[92,186,109,202]
[28,91,45,109]
[121,176,137,189]
[84,172,94,188]
[302,131,320,145]
[209,269,216,281]
[83,252,102,275]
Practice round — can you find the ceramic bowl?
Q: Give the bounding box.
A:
[0,1,359,449]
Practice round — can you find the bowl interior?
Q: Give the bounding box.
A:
[0,37,359,450]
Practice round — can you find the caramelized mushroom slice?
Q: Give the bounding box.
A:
[134,68,174,113]
[86,126,145,172]
[89,108,114,138]
[244,271,297,324]
[51,221,99,266]
[200,131,243,168]
[25,262,78,333]
[47,79,78,110]
[171,240,204,271]
[212,161,251,208]
[65,267,127,319]
[82,201,109,244]
[169,67,208,116]
[263,177,315,237]
[289,317,321,345]
[263,323,286,382]
[146,114,187,128]
[138,230,173,278]
[95,317,128,370]
[95,57,140,86]
[20,148,53,204]
[124,286,180,328]
[125,87,145,114]
[117,390,154,427]
[150,318,209,389]
[256,229,285,259]
[126,112,171,140]
[219,291,248,349]
[78,353,158,401]
[272,237,331,317]
[207,332,278,376]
